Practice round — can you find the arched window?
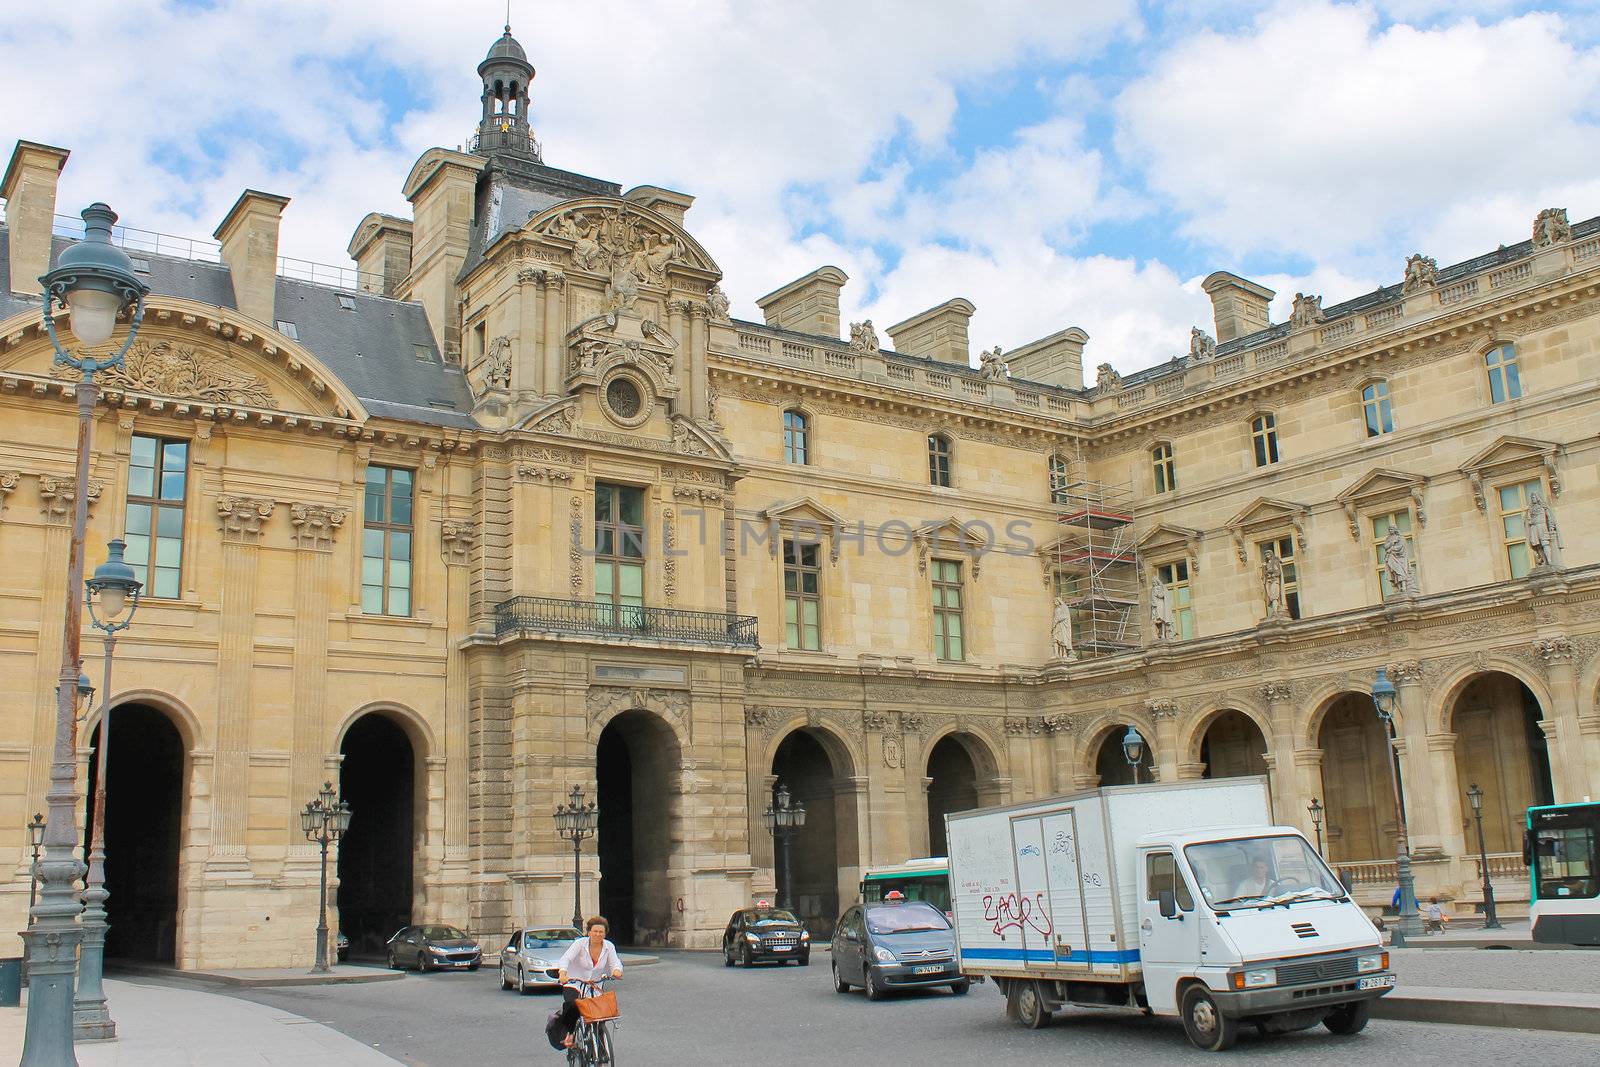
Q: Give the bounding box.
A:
[1250,413,1280,467]
[1151,443,1176,494]
[1361,381,1394,437]
[1049,454,1071,504]
[783,410,809,465]
[1485,344,1522,404]
[928,434,952,487]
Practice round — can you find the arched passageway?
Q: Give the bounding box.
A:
[337,713,416,958]
[926,734,981,857]
[1200,710,1269,780]
[1450,672,1553,853]
[1094,725,1155,786]
[1318,694,1399,864]
[597,711,680,946]
[86,703,185,962]
[771,728,857,938]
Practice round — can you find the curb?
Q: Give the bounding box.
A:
[111,963,404,988]
[1374,988,1600,1035]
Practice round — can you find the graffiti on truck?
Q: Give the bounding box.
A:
[982,891,1054,939]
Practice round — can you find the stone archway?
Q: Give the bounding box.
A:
[1092,723,1156,785]
[1448,672,1554,854]
[926,734,982,857]
[1317,693,1399,864]
[771,726,859,937]
[337,712,420,958]
[596,709,682,946]
[1199,710,1269,780]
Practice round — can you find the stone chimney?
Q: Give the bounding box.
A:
[755,266,848,339]
[347,213,413,297]
[886,298,977,366]
[400,148,487,359]
[2,140,70,297]
[214,189,290,325]
[1201,271,1275,343]
[1004,326,1089,388]
[624,185,694,228]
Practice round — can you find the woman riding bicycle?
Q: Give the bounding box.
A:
[554,916,623,1050]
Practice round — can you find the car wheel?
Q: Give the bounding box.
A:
[741,944,754,968]
[723,944,734,968]
[501,967,513,991]
[832,961,849,993]
[1015,980,1051,1029]
[416,952,428,973]
[865,966,887,1002]
[1181,985,1239,1051]
[469,962,481,971]
[798,953,810,967]
[951,978,971,995]
[386,950,398,970]
[1323,1000,1372,1035]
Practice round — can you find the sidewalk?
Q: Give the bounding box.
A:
[0,979,400,1065]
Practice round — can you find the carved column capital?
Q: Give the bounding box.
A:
[900,713,926,736]
[862,711,892,732]
[38,475,103,524]
[1386,660,1424,685]
[288,503,347,551]
[1260,682,1293,704]
[216,496,275,542]
[0,470,18,517]
[1535,635,1574,664]
[1040,714,1074,735]
[684,300,710,321]
[440,519,477,565]
[1144,699,1179,720]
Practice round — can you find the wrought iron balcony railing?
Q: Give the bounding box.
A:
[494,595,758,649]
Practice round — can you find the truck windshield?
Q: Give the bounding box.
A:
[1531,808,1599,901]
[1184,835,1344,911]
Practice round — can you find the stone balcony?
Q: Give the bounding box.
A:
[494,594,759,649]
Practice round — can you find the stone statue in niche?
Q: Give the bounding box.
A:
[707,284,731,324]
[1189,327,1216,362]
[484,335,511,390]
[1262,547,1286,619]
[1382,526,1419,596]
[1532,208,1571,248]
[605,259,641,318]
[1527,490,1564,569]
[978,346,1007,381]
[1051,597,1077,661]
[1402,253,1437,293]
[848,320,879,353]
[1150,577,1175,641]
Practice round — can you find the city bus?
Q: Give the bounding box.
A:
[860,856,950,914]
[1524,801,1600,946]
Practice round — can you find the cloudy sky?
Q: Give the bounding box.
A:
[4,0,1598,378]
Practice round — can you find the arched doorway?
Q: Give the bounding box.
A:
[337,713,416,959]
[771,728,857,938]
[927,734,981,857]
[596,711,680,946]
[1200,711,1269,780]
[1450,672,1553,854]
[86,703,185,962]
[1317,693,1398,864]
[1094,725,1155,786]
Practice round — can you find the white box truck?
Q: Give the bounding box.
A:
[946,777,1394,1051]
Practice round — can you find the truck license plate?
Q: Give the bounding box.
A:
[1357,975,1396,990]
[914,965,944,975]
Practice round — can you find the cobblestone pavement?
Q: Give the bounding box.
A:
[206,950,1600,1066]
[1392,947,1600,992]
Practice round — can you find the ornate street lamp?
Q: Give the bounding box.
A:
[22,814,45,990]
[301,782,352,973]
[75,539,143,1038]
[1370,668,1421,946]
[554,785,598,930]
[762,783,807,913]
[1466,783,1503,930]
[1308,797,1325,855]
[22,203,148,1067]
[1122,725,1147,785]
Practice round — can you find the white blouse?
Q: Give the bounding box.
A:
[557,937,622,984]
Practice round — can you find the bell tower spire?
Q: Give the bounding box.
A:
[475,20,540,162]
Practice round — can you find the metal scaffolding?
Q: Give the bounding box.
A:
[1052,479,1140,658]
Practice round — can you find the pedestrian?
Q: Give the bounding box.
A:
[1425,897,1445,933]
[549,916,623,1052]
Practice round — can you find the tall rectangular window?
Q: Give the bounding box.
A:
[1251,414,1280,467]
[1156,559,1195,640]
[783,410,809,465]
[1049,455,1071,504]
[595,483,645,626]
[1259,536,1301,619]
[124,435,188,599]
[1362,382,1394,437]
[1497,479,1542,578]
[928,434,952,487]
[362,466,414,616]
[1371,510,1415,599]
[1486,344,1522,404]
[931,559,964,661]
[783,539,821,650]
[1152,443,1176,493]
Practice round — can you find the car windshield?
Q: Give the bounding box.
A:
[746,909,799,926]
[421,925,468,940]
[865,902,950,934]
[524,928,581,945]
[1185,835,1344,912]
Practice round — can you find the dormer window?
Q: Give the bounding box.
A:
[276,320,298,340]
[338,294,356,311]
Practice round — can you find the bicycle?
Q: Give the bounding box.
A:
[565,976,620,1066]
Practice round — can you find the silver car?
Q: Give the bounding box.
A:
[499,925,581,994]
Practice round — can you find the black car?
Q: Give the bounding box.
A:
[831,898,968,1000]
[386,924,483,972]
[722,906,811,966]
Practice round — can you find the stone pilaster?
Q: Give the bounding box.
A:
[287,504,345,851]
[862,711,910,868]
[1146,699,1180,784]
[541,269,566,397]
[1387,660,1444,854]
[1042,715,1077,795]
[1535,635,1590,802]
[439,519,475,912]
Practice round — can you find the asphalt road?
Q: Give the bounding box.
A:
[207,949,1600,1066]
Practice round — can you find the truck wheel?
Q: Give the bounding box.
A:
[1015,981,1052,1029]
[1181,985,1238,1052]
[1323,1000,1371,1035]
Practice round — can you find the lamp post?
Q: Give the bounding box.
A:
[1371,668,1421,946]
[553,785,598,930]
[1122,725,1147,785]
[1308,798,1325,855]
[21,202,148,1067]
[1466,783,1503,930]
[74,540,142,1039]
[22,814,45,990]
[301,782,352,973]
[762,783,807,913]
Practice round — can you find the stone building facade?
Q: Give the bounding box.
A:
[1,28,1597,967]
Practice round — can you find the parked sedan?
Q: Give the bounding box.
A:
[386,925,483,972]
[831,896,968,1000]
[500,925,581,993]
[721,905,811,966]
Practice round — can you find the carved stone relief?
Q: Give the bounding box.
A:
[53,340,275,407]
[216,495,275,541]
[289,503,346,551]
[440,519,478,564]
[38,476,102,522]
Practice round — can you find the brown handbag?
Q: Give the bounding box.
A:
[575,990,619,1022]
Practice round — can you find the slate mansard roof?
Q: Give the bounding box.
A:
[0,226,478,430]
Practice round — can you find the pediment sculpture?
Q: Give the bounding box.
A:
[1402,254,1437,293]
[540,205,686,282]
[51,339,274,407]
[1189,327,1216,362]
[848,320,879,353]
[1532,208,1571,248]
[978,346,1007,381]
[1289,293,1324,329]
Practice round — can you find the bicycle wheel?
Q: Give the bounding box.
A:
[596,1021,615,1065]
